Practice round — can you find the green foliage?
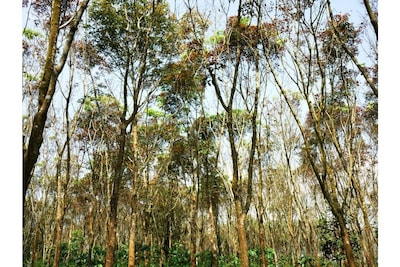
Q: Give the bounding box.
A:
[146,108,165,118]
[317,218,345,262]
[219,254,240,267]
[196,250,213,267]
[30,243,343,267]
[208,30,226,45]
[240,17,250,26]
[23,72,39,82]
[316,217,361,265]
[88,0,178,69]
[81,94,122,113]
[92,245,107,266]
[115,244,129,266]
[158,61,206,117]
[23,28,43,40]
[136,244,163,267]
[298,254,315,267]
[248,247,261,267]
[166,243,190,267]
[265,247,276,267]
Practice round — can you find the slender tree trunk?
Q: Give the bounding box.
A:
[104,176,119,267]
[207,1,254,263]
[128,121,139,267]
[362,0,378,38]
[212,198,221,257]
[227,110,249,267]
[105,124,127,267]
[23,0,90,202]
[256,111,267,267]
[310,222,321,267]
[256,204,267,267]
[338,215,356,267]
[143,216,150,267]
[53,49,75,267]
[209,201,219,267]
[128,205,137,267]
[266,52,358,267]
[30,219,40,266]
[143,168,152,267]
[320,178,357,267]
[190,192,197,267]
[351,176,376,266]
[286,198,300,267]
[53,170,65,267]
[87,199,96,267]
[24,0,62,199]
[235,207,249,267]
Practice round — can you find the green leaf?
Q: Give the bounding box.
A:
[23,28,43,40]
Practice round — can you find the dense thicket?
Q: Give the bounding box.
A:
[23,0,378,266]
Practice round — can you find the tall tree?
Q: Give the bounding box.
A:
[23,0,91,204]
[263,1,377,265]
[206,1,284,264]
[88,1,178,265]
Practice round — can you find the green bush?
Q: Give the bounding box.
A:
[196,250,213,267]
[219,254,240,267]
[166,243,190,267]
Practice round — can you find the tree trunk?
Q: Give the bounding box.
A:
[266,54,358,267]
[105,124,127,267]
[128,206,137,267]
[30,218,40,266]
[190,192,197,267]
[256,148,267,267]
[104,179,119,267]
[351,176,376,266]
[87,199,96,267]
[338,216,356,267]
[323,184,357,267]
[235,207,249,267]
[128,121,139,267]
[209,202,219,267]
[52,172,65,267]
[362,0,378,38]
[23,0,90,202]
[24,0,61,194]
[310,223,321,267]
[228,113,249,267]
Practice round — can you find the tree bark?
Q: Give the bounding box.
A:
[23,0,91,203]
[105,124,127,267]
[190,191,198,267]
[128,206,137,267]
[256,154,267,267]
[235,208,249,267]
[52,158,66,267]
[24,0,61,199]
[87,198,96,267]
[128,121,139,267]
[209,202,219,267]
[337,213,356,267]
[362,0,378,38]
[30,218,40,266]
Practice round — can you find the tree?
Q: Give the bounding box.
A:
[206,1,285,264]
[263,1,377,265]
[23,0,91,204]
[88,1,178,265]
